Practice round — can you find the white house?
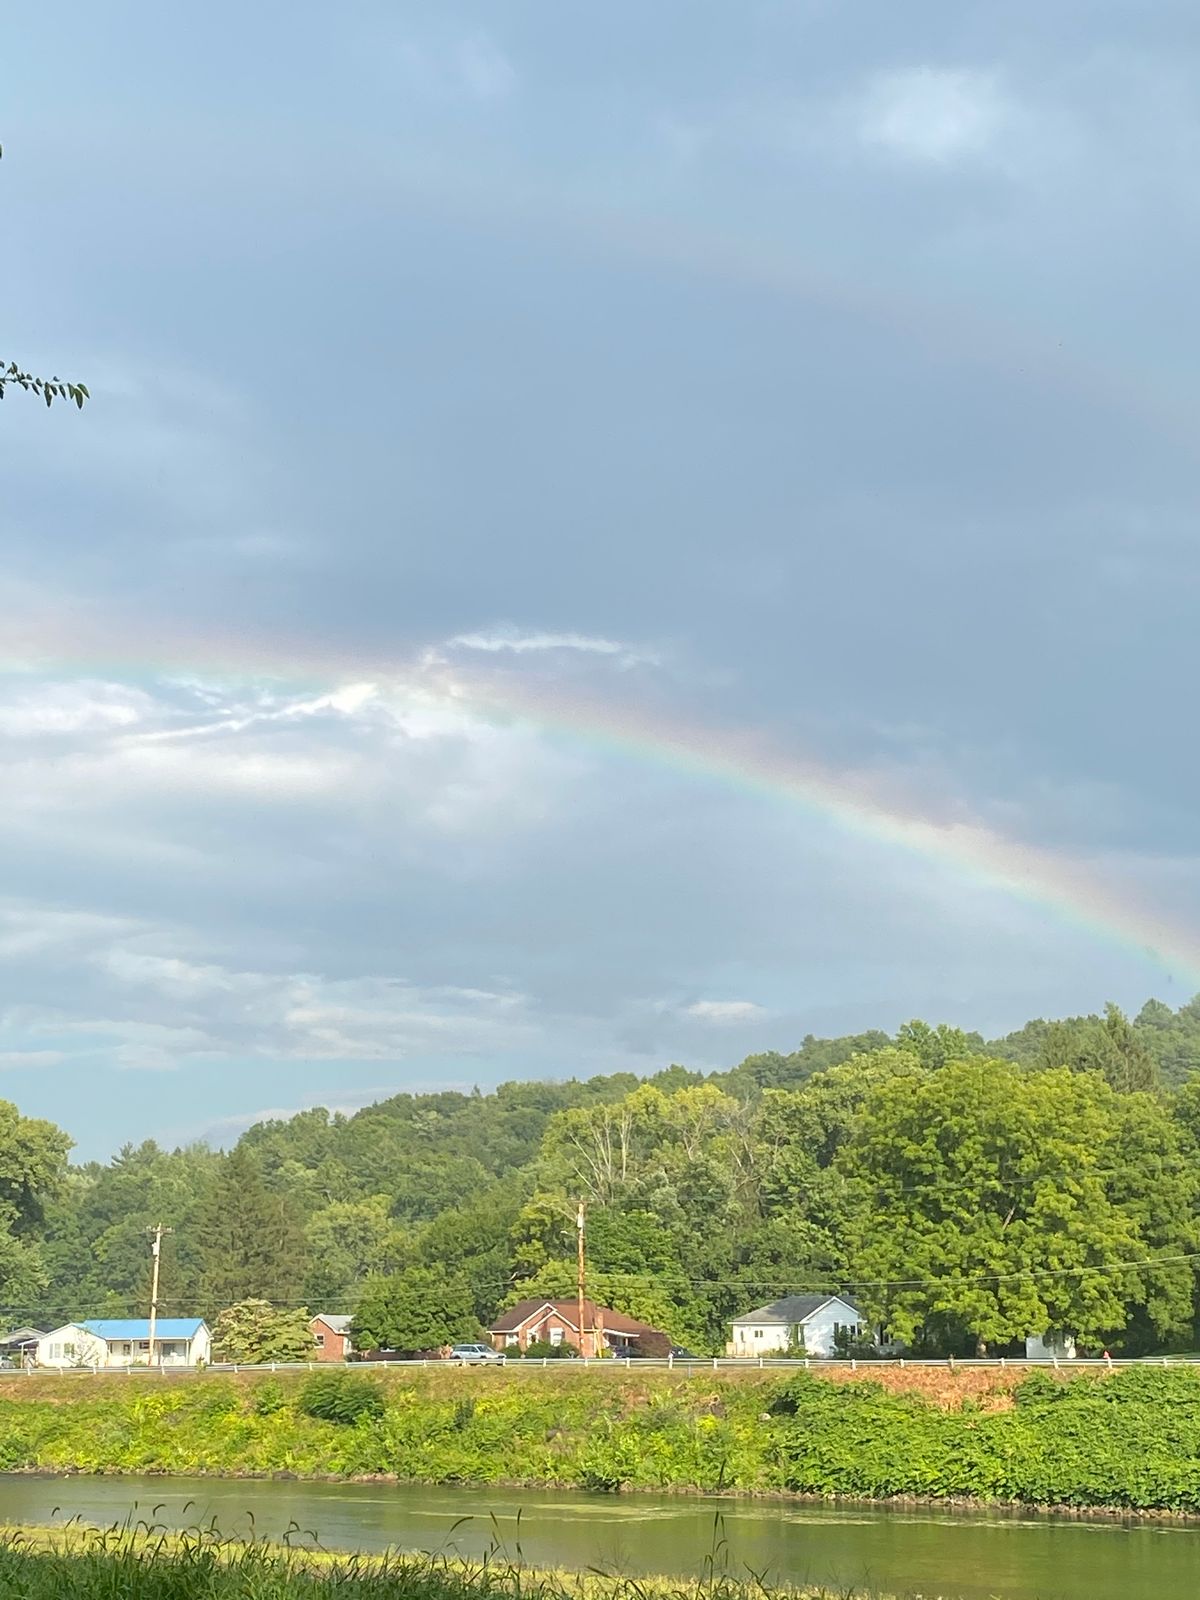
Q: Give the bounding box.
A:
[37,1318,211,1369]
[728,1294,865,1358]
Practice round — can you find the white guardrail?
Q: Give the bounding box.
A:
[10,1354,1196,1376]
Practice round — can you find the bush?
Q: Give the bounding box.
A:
[524,1339,577,1359]
[252,1380,288,1417]
[297,1371,385,1425]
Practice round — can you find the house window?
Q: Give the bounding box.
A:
[49,1343,60,1361]
[549,1328,564,1346]
[753,1327,764,1339]
[64,1343,76,1359]
[505,1334,519,1348]
[315,1333,325,1347]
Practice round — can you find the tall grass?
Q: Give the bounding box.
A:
[0,1520,873,1600]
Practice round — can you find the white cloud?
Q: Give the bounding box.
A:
[0,1050,66,1069]
[445,629,658,668]
[856,67,1013,165]
[98,949,244,999]
[0,681,156,737]
[49,1018,217,1072]
[684,999,766,1024]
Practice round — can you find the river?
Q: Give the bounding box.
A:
[0,1476,1196,1600]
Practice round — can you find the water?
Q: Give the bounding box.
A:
[0,1475,1197,1600]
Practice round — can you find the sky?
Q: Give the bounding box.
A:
[4,2,1200,1159]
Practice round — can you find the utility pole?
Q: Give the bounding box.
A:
[147,1222,173,1367]
[576,1197,587,1357]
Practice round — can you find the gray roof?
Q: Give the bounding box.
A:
[730,1294,860,1326]
[312,1314,352,1334]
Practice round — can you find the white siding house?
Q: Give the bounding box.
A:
[729,1294,864,1358]
[37,1319,211,1368]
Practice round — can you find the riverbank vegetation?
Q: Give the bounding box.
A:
[0,1523,880,1600]
[4,996,1200,1361]
[2,1363,1200,1510]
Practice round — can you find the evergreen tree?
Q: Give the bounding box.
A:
[195,1146,307,1313]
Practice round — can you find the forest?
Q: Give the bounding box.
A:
[3,995,1200,1358]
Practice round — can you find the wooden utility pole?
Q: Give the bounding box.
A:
[576,1197,587,1357]
[147,1222,173,1367]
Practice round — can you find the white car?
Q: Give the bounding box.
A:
[450,1342,505,1364]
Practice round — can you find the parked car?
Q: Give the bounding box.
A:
[449,1342,505,1364]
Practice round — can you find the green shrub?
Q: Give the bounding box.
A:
[252,1380,288,1416]
[524,1339,576,1359]
[297,1371,385,1425]
[1013,1368,1066,1407]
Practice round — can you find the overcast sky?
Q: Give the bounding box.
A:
[4,2,1200,1159]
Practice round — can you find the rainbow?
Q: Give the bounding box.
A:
[460,675,1200,988]
[5,617,1199,989]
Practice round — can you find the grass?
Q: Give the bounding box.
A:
[3,1364,1199,1509]
[0,1521,880,1600]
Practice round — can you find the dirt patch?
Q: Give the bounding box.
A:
[805,1363,1095,1410]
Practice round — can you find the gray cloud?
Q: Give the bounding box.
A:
[2,0,1198,1155]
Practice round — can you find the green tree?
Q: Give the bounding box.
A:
[302,1196,404,1307]
[840,1061,1173,1353]
[352,1265,477,1353]
[1134,997,1200,1087]
[210,1298,313,1363]
[1035,1004,1157,1093]
[40,1141,215,1323]
[894,1020,984,1070]
[194,1146,307,1313]
[0,1102,72,1306]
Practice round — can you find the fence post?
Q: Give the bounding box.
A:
[851,1357,857,1371]
[668,1352,673,1370]
[899,1357,905,1370]
[805,1357,810,1370]
[713,1357,718,1371]
[1000,1357,1006,1368]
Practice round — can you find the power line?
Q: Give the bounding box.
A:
[5,1245,1198,1325]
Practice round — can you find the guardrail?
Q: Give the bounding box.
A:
[10,1353,1198,1376]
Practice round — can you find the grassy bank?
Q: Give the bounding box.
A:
[0,1525,869,1600]
[0,1365,1199,1509]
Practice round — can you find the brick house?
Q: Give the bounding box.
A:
[489,1298,671,1359]
[310,1313,353,1362]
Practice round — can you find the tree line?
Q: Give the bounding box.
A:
[2,995,1199,1358]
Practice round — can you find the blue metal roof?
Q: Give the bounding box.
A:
[81,1319,206,1340]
